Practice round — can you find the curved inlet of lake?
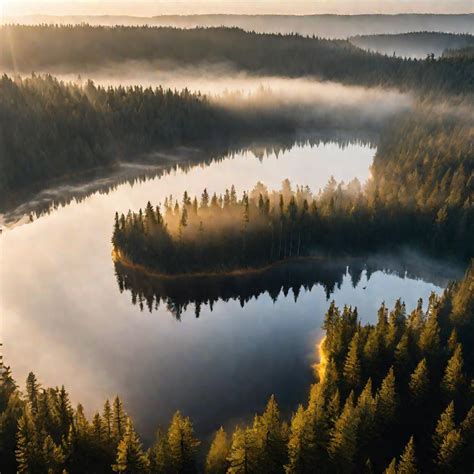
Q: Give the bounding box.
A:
[0,139,462,443]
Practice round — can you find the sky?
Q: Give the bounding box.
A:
[2,0,473,17]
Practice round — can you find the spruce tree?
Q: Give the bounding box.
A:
[167,411,200,473]
[25,372,40,414]
[441,344,465,398]
[397,436,418,474]
[206,427,229,474]
[408,359,429,404]
[384,458,397,474]
[42,434,65,472]
[343,333,361,391]
[285,405,314,474]
[103,399,113,439]
[436,429,463,472]
[433,402,456,452]
[253,395,286,473]
[328,392,359,473]
[148,427,171,473]
[227,426,257,474]
[113,419,149,473]
[113,396,127,440]
[376,367,398,429]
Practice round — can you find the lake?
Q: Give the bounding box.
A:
[0,139,461,443]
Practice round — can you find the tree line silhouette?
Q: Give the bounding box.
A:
[1,263,472,473]
[1,25,472,93]
[112,174,471,278]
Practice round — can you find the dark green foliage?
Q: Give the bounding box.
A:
[0,74,233,199]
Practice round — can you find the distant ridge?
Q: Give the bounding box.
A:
[4,13,474,38]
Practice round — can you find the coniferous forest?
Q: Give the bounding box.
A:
[1,13,473,474]
[1,25,473,93]
[1,264,473,472]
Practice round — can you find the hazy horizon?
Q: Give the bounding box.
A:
[3,0,473,17]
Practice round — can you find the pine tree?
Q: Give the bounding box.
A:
[113,396,127,440]
[253,395,286,473]
[441,344,465,398]
[227,426,257,474]
[26,372,40,414]
[206,427,229,474]
[167,411,200,473]
[408,359,429,404]
[384,458,397,474]
[418,308,440,359]
[42,434,65,472]
[356,379,376,461]
[16,410,42,473]
[285,405,314,474]
[328,392,359,473]
[57,385,73,438]
[343,333,361,390]
[436,429,463,472]
[377,367,398,429]
[397,436,418,474]
[113,419,149,473]
[148,427,171,473]
[433,402,456,452]
[103,399,113,439]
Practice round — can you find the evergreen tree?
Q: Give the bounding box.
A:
[113,419,149,473]
[436,428,463,473]
[205,427,229,474]
[253,395,286,473]
[441,344,465,398]
[397,436,418,474]
[167,411,200,473]
[384,458,397,474]
[343,333,361,391]
[328,392,359,473]
[227,426,257,474]
[148,427,171,473]
[113,396,127,440]
[433,402,456,453]
[285,405,314,474]
[408,359,429,404]
[376,367,398,429]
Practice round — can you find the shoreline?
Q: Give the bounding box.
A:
[111,248,339,280]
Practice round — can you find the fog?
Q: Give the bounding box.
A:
[5,14,474,38]
[39,60,413,130]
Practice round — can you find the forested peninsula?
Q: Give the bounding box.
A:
[1,264,473,473]
[112,100,473,276]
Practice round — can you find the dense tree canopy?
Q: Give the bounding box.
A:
[1,263,472,472]
[1,25,472,93]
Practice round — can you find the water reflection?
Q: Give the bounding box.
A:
[0,130,376,229]
[115,253,459,319]
[2,138,459,443]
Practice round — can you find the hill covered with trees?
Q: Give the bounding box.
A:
[1,263,473,473]
[350,32,474,58]
[1,25,473,93]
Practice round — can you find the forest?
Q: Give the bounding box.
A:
[1,263,472,473]
[1,25,473,93]
[349,32,474,58]
[0,74,386,202]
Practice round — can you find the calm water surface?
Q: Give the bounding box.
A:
[0,142,458,442]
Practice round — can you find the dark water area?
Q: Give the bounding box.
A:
[0,138,463,443]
